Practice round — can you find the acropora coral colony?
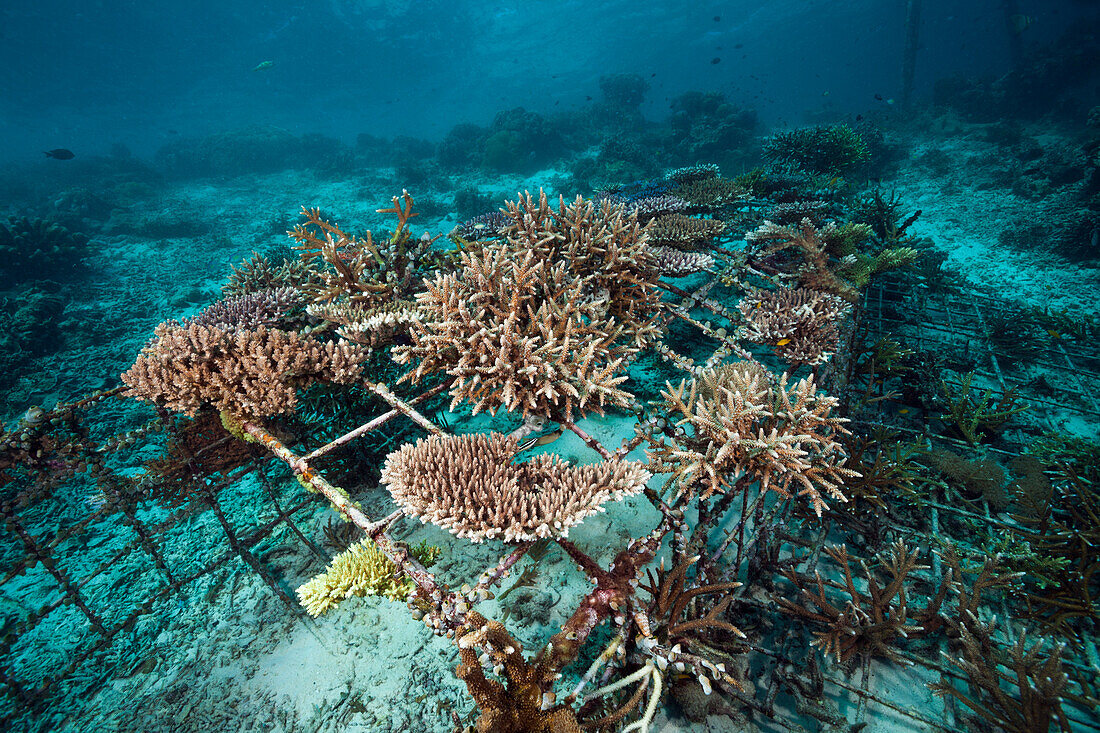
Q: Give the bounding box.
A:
[116,164,1090,733]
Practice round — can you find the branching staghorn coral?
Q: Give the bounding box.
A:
[764,200,829,225]
[452,210,511,242]
[297,538,441,616]
[737,286,851,367]
[121,323,365,417]
[379,432,650,543]
[288,191,452,309]
[745,218,860,302]
[393,241,644,421]
[931,617,1071,733]
[835,245,921,289]
[671,176,746,211]
[763,124,869,176]
[643,361,856,514]
[939,372,1029,445]
[1010,449,1100,635]
[498,189,662,344]
[597,193,691,221]
[455,611,583,733]
[775,541,949,664]
[637,555,744,682]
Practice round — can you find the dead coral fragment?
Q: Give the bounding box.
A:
[645,362,856,514]
[380,432,650,543]
[297,539,441,616]
[121,323,365,417]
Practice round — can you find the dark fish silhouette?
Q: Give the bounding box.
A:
[711,57,721,64]
[44,149,75,160]
[713,15,720,22]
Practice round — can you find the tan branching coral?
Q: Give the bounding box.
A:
[380,432,651,543]
[297,539,441,616]
[745,218,860,302]
[498,190,662,344]
[737,287,850,367]
[394,241,643,421]
[455,611,582,732]
[121,323,365,417]
[288,193,451,309]
[644,361,856,514]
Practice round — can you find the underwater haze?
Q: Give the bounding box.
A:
[0,0,1084,158]
[2,1,1100,732]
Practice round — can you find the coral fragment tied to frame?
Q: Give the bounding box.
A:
[645,361,857,514]
[380,432,651,543]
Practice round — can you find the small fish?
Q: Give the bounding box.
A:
[775,338,791,346]
[856,114,864,121]
[713,15,720,22]
[585,95,593,101]
[711,57,721,65]
[886,98,895,105]
[44,148,74,160]
[734,43,743,49]
[1009,14,1034,34]
[518,429,563,452]
[1046,329,1062,339]
[898,408,910,415]
[874,93,884,101]
[252,60,274,71]
[822,90,830,96]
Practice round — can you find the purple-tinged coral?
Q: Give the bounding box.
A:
[737,286,850,366]
[182,288,303,331]
[452,210,510,241]
[600,193,691,220]
[646,244,714,277]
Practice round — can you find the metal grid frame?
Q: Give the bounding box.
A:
[0,269,1097,731]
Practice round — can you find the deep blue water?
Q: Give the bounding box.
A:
[0,0,1085,160]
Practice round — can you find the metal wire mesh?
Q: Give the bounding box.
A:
[1,268,1097,731]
